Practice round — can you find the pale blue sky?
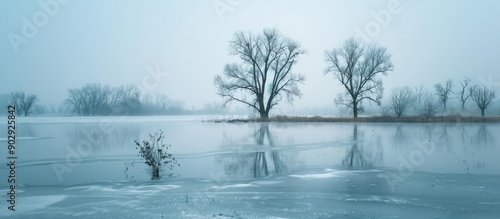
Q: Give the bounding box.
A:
[1,0,499,112]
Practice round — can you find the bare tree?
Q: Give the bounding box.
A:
[471,86,496,116]
[389,86,415,118]
[110,84,142,115]
[65,83,111,116]
[434,79,453,111]
[419,90,440,118]
[325,38,393,118]
[66,89,83,115]
[9,91,39,116]
[456,77,477,111]
[214,28,306,118]
[23,95,39,116]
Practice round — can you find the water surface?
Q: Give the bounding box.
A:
[1,116,499,218]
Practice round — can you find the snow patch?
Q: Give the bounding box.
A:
[253,180,282,185]
[345,196,409,204]
[210,183,256,189]
[290,172,339,179]
[290,169,382,179]
[290,169,341,179]
[65,184,181,195]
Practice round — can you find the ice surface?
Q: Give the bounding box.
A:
[2,168,499,218]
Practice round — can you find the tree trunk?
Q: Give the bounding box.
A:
[481,108,485,116]
[259,111,269,119]
[353,102,358,118]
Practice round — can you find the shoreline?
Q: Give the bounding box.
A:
[210,115,500,123]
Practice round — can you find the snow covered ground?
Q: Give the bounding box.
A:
[1,116,499,218]
[1,167,499,218]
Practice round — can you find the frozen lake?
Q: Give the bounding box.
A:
[1,116,499,218]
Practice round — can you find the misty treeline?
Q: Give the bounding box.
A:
[0,84,229,117]
[64,83,219,116]
[0,91,42,116]
[383,77,497,118]
[215,28,497,118]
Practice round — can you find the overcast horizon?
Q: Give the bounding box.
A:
[2,0,500,114]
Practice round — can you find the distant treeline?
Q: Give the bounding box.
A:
[381,77,497,118]
[0,83,229,116]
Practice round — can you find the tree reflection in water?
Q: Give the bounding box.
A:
[253,123,283,177]
[343,124,369,167]
[474,124,494,149]
[220,123,285,178]
[341,124,384,167]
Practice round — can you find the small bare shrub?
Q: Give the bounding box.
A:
[134,130,179,179]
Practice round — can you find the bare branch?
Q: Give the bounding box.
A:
[434,79,453,111]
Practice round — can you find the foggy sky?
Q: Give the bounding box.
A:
[1,0,500,113]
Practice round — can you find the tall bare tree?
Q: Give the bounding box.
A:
[434,79,453,111]
[9,91,39,116]
[456,77,477,111]
[471,86,496,116]
[325,38,393,118]
[214,28,306,118]
[389,86,415,118]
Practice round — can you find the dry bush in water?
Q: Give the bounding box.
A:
[134,130,179,179]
